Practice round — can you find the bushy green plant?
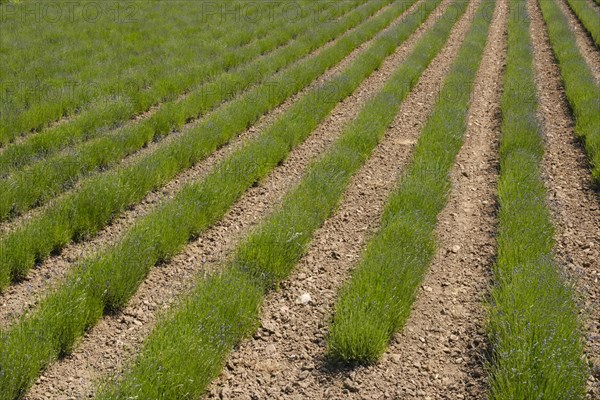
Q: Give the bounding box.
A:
[540,0,600,187]
[0,1,421,397]
[0,0,398,290]
[486,0,587,398]
[328,0,493,363]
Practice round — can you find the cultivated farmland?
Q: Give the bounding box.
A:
[0,0,598,399]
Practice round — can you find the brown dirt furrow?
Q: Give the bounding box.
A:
[529,0,600,398]
[205,0,501,399]
[556,0,600,82]
[0,0,395,237]
[0,0,406,329]
[21,0,448,397]
[0,0,376,238]
[587,0,600,13]
[0,116,68,155]
[0,3,358,158]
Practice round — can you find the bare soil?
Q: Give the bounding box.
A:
[5,0,600,398]
[206,0,506,398]
[21,1,438,397]
[0,0,399,330]
[529,0,600,397]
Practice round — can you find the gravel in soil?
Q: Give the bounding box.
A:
[528,0,600,398]
[20,1,433,398]
[205,0,506,398]
[554,0,600,82]
[0,0,399,330]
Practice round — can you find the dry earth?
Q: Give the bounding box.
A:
[0,0,400,329]
[2,0,599,398]
[528,0,600,397]
[207,0,505,398]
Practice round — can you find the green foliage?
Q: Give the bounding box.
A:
[0,1,342,144]
[0,1,352,175]
[327,0,493,364]
[0,1,422,397]
[0,0,400,290]
[540,0,600,187]
[565,0,600,47]
[486,0,587,398]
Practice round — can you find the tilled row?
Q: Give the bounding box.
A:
[209,0,504,398]
[528,0,600,397]
[0,0,405,331]
[0,0,433,397]
[538,0,600,185]
[0,0,409,291]
[564,0,600,47]
[0,2,261,144]
[327,0,493,365]
[0,0,349,175]
[0,0,386,224]
[18,0,437,397]
[0,1,320,146]
[486,0,586,398]
[558,0,600,84]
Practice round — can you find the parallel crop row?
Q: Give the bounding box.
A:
[565,0,600,46]
[0,1,254,85]
[540,0,600,186]
[486,0,586,397]
[0,0,350,174]
[0,0,425,398]
[328,0,493,364]
[0,1,299,144]
[1,2,250,143]
[0,0,404,290]
[0,0,390,222]
[95,0,464,396]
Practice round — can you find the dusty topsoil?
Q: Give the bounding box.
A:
[1,0,598,398]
